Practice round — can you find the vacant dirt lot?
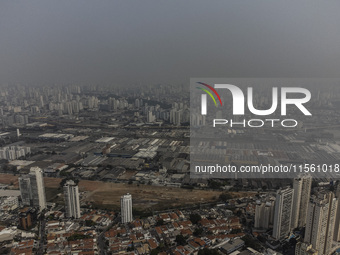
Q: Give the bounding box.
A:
[0,174,62,189]
[0,174,253,210]
[0,174,19,188]
[44,177,62,188]
[79,181,223,210]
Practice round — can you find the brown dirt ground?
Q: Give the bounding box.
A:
[78,180,254,210]
[0,174,254,210]
[0,174,62,189]
[0,174,19,188]
[80,181,222,209]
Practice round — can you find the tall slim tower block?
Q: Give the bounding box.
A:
[63,180,81,219]
[121,193,133,223]
[291,175,312,229]
[254,201,274,229]
[273,187,294,240]
[304,191,338,255]
[18,176,31,206]
[334,184,340,241]
[29,167,47,211]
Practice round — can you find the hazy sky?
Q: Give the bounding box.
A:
[1,0,340,85]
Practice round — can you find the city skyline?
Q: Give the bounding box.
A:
[1,1,340,254]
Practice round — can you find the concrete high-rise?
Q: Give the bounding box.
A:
[18,176,31,206]
[254,201,274,229]
[273,187,294,240]
[333,184,340,241]
[291,175,312,229]
[19,167,46,211]
[63,180,81,219]
[304,191,338,255]
[295,242,318,255]
[29,167,47,211]
[147,111,155,123]
[121,193,133,223]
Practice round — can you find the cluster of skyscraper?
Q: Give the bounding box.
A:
[0,83,191,129]
[255,176,340,255]
[108,97,129,111]
[48,95,99,115]
[0,145,30,160]
[140,101,190,125]
[19,167,81,219]
[18,167,133,223]
[17,166,339,254]
[19,167,47,211]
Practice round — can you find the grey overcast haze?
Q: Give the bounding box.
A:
[1,0,340,85]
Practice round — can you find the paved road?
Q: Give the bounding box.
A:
[37,217,46,255]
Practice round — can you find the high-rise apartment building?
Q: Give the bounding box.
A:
[121,193,133,223]
[63,180,81,219]
[273,187,294,240]
[295,242,318,255]
[18,176,31,206]
[291,175,312,229]
[29,167,47,211]
[304,191,338,255]
[147,111,155,123]
[18,167,46,211]
[254,201,274,229]
[334,184,340,241]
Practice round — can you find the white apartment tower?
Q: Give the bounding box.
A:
[121,193,133,223]
[273,187,294,240]
[304,191,338,255]
[63,180,81,219]
[291,175,312,229]
[29,167,47,211]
